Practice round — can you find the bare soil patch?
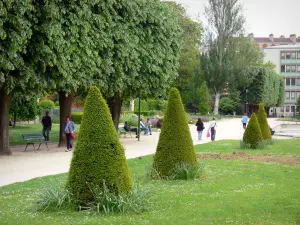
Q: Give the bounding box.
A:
[197,152,300,165]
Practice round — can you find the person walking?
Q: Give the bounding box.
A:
[209,118,217,141]
[195,118,205,140]
[64,116,75,152]
[145,118,152,135]
[241,113,249,129]
[41,111,52,141]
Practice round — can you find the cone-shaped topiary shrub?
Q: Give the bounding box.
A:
[152,88,197,178]
[67,86,132,202]
[257,103,272,140]
[243,113,263,149]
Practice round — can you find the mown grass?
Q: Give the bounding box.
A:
[195,139,300,156]
[0,140,300,224]
[9,124,81,146]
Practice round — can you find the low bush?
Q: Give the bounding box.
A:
[172,161,206,180]
[242,113,263,149]
[72,112,83,124]
[120,113,139,127]
[36,178,150,214]
[39,100,55,109]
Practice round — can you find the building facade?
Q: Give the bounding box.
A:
[250,33,300,49]
[263,45,300,117]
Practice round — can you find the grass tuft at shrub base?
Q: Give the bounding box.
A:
[36,178,150,215]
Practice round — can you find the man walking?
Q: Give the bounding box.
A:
[42,111,52,141]
[241,113,249,129]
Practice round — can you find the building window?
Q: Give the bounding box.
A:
[280,107,284,112]
[292,65,296,72]
[296,78,300,86]
[291,78,296,86]
[297,65,300,72]
[286,78,290,86]
[291,106,296,113]
[286,52,291,59]
[292,52,296,59]
[297,92,300,98]
[286,65,291,72]
[298,52,300,59]
[281,52,286,59]
[286,106,290,112]
[291,92,296,99]
[285,91,290,99]
[281,65,285,72]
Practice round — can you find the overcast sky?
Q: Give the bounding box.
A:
[165,0,300,37]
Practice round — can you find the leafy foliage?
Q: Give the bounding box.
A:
[219,97,236,115]
[172,161,206,180]
[71,112,83,124]
[243,113,263,149]
[257,103,272,140]
[9,93,40,122]
[243,65,284,107]
[39,100,55,110]
[67,86,132,202]
[153,88,197,178]
[198,82,210,115]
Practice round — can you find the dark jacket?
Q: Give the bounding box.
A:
[42,115,52,129]
[195,121,204,131]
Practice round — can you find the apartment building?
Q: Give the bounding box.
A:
[264,45,300,117]
[250,33,300,49]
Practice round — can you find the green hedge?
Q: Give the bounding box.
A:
[72,112,83,124]
[39,100,55,109]
[153,88,197,178]
[243,113,263,149]
[67,86,132,202]
[257,103,272,140]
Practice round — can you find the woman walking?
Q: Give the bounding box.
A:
[209,118,217,141]
[64,116,75,152]
[195,118,205,140]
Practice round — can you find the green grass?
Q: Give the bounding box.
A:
[9,124,80,146]
[0,140,300,224]
[195,139,300,156]
[9,124,60,146]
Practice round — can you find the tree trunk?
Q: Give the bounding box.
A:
[13,113,17,128]
[107,95,122,130]
[0,88,12,155]
[58,91,74,147]
[213,92,221,115]
[129,98,135,111]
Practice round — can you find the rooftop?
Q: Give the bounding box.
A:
[264,45,300,50]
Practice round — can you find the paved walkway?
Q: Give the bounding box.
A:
[0,118,285,187]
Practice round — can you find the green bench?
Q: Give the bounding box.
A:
[118,126,132,138]
[22,134,49,151]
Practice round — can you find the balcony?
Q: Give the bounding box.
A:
[285,85,300,90]
[281,59,300,64]
[281,72,300,77]
[285,98,297,103]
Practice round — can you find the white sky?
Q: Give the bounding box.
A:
[165,0,300,37]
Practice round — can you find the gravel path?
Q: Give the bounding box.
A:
[0,118,284,187]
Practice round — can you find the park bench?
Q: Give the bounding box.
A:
[22,134,49,151]
[118,126,132,138]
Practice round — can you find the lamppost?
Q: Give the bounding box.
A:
[137,96,141,141]
[246,89,249,116]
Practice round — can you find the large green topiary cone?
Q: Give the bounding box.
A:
[153,88,197,178]
[67,86,132,202]
[257,103,272,140]
[243,113,263,149]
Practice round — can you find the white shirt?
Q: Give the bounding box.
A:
[209,121,217,130]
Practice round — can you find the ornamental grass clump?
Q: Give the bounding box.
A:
[152,88,197,178]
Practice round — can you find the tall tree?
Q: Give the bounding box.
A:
[9,93,40,127]
[203,0,246,115]
[198,82,210,115]
[0,0,38,155]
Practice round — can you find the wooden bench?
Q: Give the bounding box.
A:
[118,127,132,138]
[22,134,49,151]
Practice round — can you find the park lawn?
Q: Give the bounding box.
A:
[9,124,80,146]
[195,139,300,156]
[0,142,300,224]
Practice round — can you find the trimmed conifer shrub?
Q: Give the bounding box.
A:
[243,113,263,149]
[257,103,272,140]
[67,86,132,202]
[152,88,197,178]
